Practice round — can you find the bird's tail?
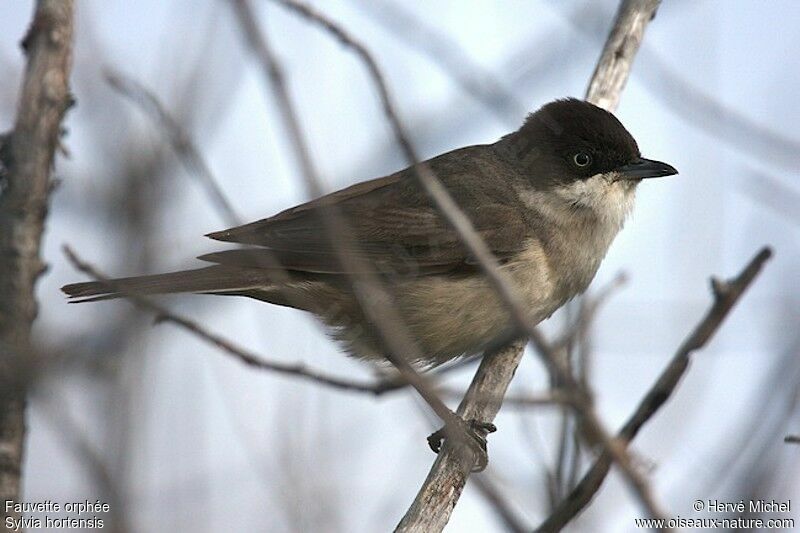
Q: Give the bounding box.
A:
[61,266,268,303]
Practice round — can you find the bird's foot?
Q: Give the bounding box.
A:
[427,418,497,472]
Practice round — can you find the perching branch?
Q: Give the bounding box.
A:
[397,341,527,532]
[0,0,74,524]
[585,0,661,111]
[537,246,773,532]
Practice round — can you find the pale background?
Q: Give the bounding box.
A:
[1,1,798,531]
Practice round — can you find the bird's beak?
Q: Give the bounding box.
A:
[615,157,678,180]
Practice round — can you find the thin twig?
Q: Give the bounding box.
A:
[537,246,773,532]
[345,0,526,124]
[785,436,800,444]
[104,69,241,226]
[0,0,75,523]
[552,273,628,503]
[472,474,528,533]
[551,271,628,352]
[34,390,128,532]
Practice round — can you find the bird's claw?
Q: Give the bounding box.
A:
[427,418,497,472]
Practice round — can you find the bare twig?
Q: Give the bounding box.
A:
[552,272,628,352]
[785,436,800,444]
[345,0,526,124]
[34,391,128,533]
[472,474,529,533]
[585,0,661,111]
[104,69,241,226]
[0,0,74,523]
[397,341,527,532]
[537,246,773,532]
[551,273,628,505]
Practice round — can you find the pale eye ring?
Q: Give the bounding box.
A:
[573,152,592,167]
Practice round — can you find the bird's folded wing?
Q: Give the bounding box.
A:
[202,167,529,276]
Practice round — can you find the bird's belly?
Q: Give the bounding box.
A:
[395,254,562,365]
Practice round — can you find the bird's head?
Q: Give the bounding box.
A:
[500,98,677,215]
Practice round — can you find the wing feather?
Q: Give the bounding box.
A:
[204,146,531,276]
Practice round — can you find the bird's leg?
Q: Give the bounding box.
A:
[427,418,497,472]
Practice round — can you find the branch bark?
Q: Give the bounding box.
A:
[585,0,661,111]
[396,342,525,532]
[0,0,74,527]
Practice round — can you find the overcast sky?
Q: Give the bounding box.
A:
[2,1,799,531]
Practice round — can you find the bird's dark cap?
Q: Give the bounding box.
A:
[502,98,654,184]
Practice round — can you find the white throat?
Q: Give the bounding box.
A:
[516,172,636,232]
[551,172,636,229]
[514,173,637,295]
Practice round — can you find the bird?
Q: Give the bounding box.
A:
[63,98,677,367]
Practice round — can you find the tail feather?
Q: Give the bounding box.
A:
[61,266,267,303]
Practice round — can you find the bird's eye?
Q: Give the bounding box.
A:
[573,152,592,167]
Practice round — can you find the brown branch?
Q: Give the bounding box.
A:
[585,0,662,111]
[0,0,74,525]
[551,274,627,507]
[537,246,773,532]
[397,341,527,532]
